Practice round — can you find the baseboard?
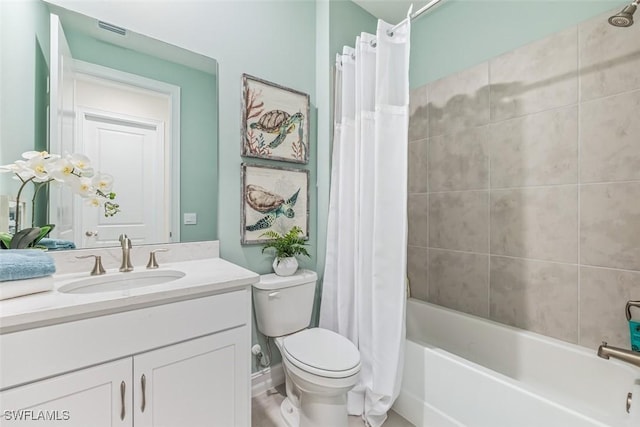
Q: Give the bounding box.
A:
[251,363,285,397]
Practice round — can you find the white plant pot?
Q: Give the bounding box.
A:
[273,257,298,276]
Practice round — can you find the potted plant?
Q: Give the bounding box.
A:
[261,226,310,276]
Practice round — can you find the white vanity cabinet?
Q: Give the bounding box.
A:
[0,287,252,427]
[134,328,245,427]
[1,358,131,426]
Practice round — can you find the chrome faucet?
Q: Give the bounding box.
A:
[598,341,640,368]
[119,234,133,272]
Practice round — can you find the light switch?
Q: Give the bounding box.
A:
[183,213,197,225]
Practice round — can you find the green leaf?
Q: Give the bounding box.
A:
[259,226,310,260]
[31,224,55,247]
[10,227,41,249]
[0,232,12,249]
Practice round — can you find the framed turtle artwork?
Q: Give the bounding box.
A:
[241,163,309,245]
[241,74,310,164]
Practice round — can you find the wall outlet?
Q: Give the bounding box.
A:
[183,213,197,225]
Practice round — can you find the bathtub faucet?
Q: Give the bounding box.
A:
[598,342,640,368]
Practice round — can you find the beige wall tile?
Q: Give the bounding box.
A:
[408,12,640,348]
[579,8,640,102]
[490,106,578,188]
[490,187,578,263]
[490,28,578,121]
[428,126,489,191]
[429,191,489,253]
[580,266,640,349]
[407,246,429,301]
[408,139,428,194]
[408,194,428,247]
[580,90,640,183]
[490,256,578,343]
[409,84,429,142]
[428,249,489,317]
[428,63,490,137]
[581,182,640,270]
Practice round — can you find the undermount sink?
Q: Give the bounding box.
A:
[58,270,186,294]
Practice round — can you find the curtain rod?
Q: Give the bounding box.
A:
[387,0,444,36]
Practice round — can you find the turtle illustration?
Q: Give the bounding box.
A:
[245,184,300,231]
[250,110,304,149]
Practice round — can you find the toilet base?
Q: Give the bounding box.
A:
[280,397,299,427]
[280,391,350,427]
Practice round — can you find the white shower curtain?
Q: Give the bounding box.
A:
[320,19,410,427]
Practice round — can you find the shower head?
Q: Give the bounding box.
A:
[608,1,638,27]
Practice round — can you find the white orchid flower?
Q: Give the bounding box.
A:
[21,150,59,161]
[24,156,53,182]
[91,173,114,192]
[5,150,119,232]
[48,158,79,183]
[86,197,102,208]
[67,153,94,177]
[0,160,38,181]
[0,161,26,174]
[68,177,94,198]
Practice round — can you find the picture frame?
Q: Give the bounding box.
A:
[241,163,309,244]
[241,74,310,164]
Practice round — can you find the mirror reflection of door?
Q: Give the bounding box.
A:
[79,110,165,248]
[48,12,180,249]
[73,71,175,248]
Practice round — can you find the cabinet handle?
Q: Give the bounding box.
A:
[120,381,126,421]
[141,374,147,413]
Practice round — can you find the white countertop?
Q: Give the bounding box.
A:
[0,258,259,334]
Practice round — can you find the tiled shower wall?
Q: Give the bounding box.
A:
[407,8,640,350]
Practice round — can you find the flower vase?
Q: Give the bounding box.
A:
[273,257,298,276]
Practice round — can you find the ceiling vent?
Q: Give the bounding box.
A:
[98,21,126,36]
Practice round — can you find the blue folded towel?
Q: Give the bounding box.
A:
[38,238,76,251]
[0,250,56,282]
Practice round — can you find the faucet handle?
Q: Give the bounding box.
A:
[146,249,169,269]
[76,255,106,276]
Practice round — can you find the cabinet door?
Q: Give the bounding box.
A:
[0,358,131,427]
[134,327,248,427]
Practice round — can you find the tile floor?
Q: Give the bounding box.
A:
[251,385,415,427]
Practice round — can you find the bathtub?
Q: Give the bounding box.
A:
[392,299,640,427]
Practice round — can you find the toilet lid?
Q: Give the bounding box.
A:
[282,328,360,377]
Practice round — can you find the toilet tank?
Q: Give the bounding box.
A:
[253,269,318,337]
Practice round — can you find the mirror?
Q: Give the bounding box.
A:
[0,1,218,249]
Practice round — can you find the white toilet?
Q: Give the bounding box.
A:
[253,270,361,427]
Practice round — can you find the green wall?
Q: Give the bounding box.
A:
[330,0,377,60]
[0,0,50,226]
[63,31,218,242]
[410,0,628,88]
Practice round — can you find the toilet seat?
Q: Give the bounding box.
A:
[281,328,360,379]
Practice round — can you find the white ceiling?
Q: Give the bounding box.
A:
[352,0,433,24]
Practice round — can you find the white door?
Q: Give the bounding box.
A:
[0,358,131,427]
[78,110,165,248]
[48,13,75,241]
[133,329,248,427]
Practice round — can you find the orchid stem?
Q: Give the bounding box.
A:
[14,175,35,233]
